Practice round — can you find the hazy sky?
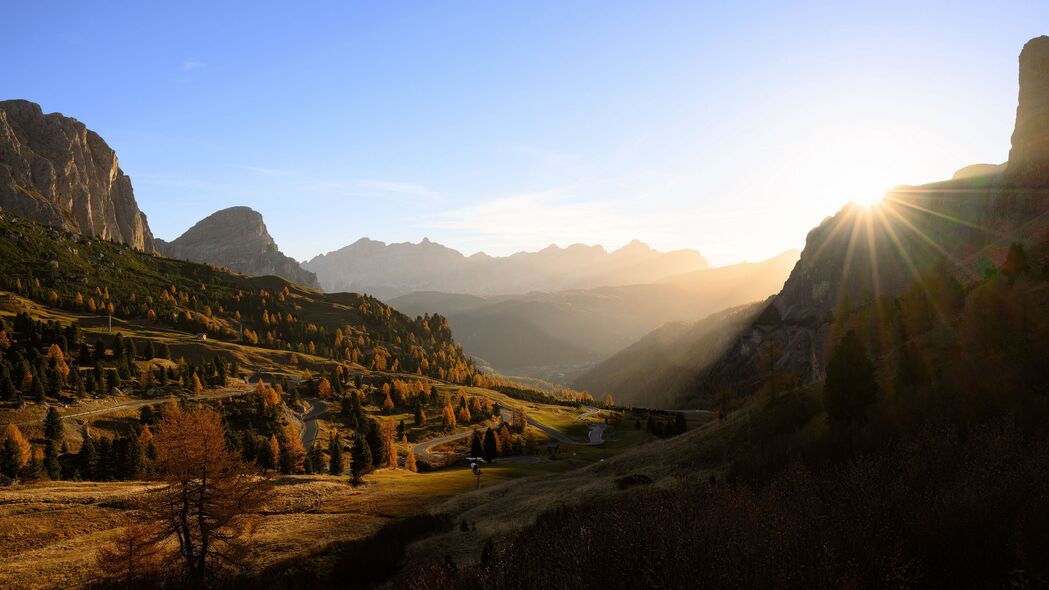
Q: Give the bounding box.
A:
[4,1,1047,265]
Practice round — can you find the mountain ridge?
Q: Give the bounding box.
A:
[304,236,710,297]
[155,206,320,289]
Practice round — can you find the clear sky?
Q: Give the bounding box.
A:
[3,1,1047,265]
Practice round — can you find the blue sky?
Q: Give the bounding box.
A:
[3,1,1047,265]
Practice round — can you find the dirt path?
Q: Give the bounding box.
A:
[18,386,254,426]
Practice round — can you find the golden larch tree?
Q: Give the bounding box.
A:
[3,423,31,470]
[280,423,306,474]
[144,408,269,585]
[96,515,164,586]
[317,378,333,399]
[442,403,457,431]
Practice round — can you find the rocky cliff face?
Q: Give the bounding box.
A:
[1008,36,1049,184]
[156,206,319,289]
[686,36,1049,407]
[0,100,155,252]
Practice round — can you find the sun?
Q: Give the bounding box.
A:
[851,191,887,208]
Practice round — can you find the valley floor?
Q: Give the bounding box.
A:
[0,389,700,589]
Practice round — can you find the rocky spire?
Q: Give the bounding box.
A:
[1007,36,1049,183]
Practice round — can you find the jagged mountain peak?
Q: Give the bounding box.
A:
[614,239,653,254]
[303,236,709,297]
[156,206,319,289]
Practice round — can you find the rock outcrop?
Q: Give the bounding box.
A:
[952,163,1005,180]
[0,100,155,252]
[156,207,319,289]
[1007,36,1049,183]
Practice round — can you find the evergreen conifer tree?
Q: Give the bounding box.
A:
[823,330,879,424]
[328,431,344,475]
[350,433,371,484]
[365,421,386,468]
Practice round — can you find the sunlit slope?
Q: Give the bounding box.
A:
[689,167,1049,406]
[574,303,764,408]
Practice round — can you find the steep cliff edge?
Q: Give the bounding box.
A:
[0,99,155,252]
[1007,36,1049,184]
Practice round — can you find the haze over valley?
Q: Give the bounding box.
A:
[4,4,1049,589]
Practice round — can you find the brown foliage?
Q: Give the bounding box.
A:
[3,423,31,469]
[441,403,457,431]
[279,423,306,474]
[96,515,164,585]
[317,378,333,400]
[403,417,1049,589]
[144,408,270,585]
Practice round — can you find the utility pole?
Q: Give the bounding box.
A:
[108,313,112,334]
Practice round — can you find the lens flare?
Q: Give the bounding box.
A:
[851,192,886,208]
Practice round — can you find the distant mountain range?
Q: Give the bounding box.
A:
[303,237,710,298]
[390,249,799,382]
[0,99,715,305]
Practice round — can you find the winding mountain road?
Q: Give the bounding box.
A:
[412,428,480,462]
[297,397,329,448]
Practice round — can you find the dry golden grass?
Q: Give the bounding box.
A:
[0,403,695,589]
[0,463,549,589]
[0,481,161,590]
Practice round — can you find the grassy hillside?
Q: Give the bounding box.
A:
[573,302,765,408]
[0,211,479,385]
